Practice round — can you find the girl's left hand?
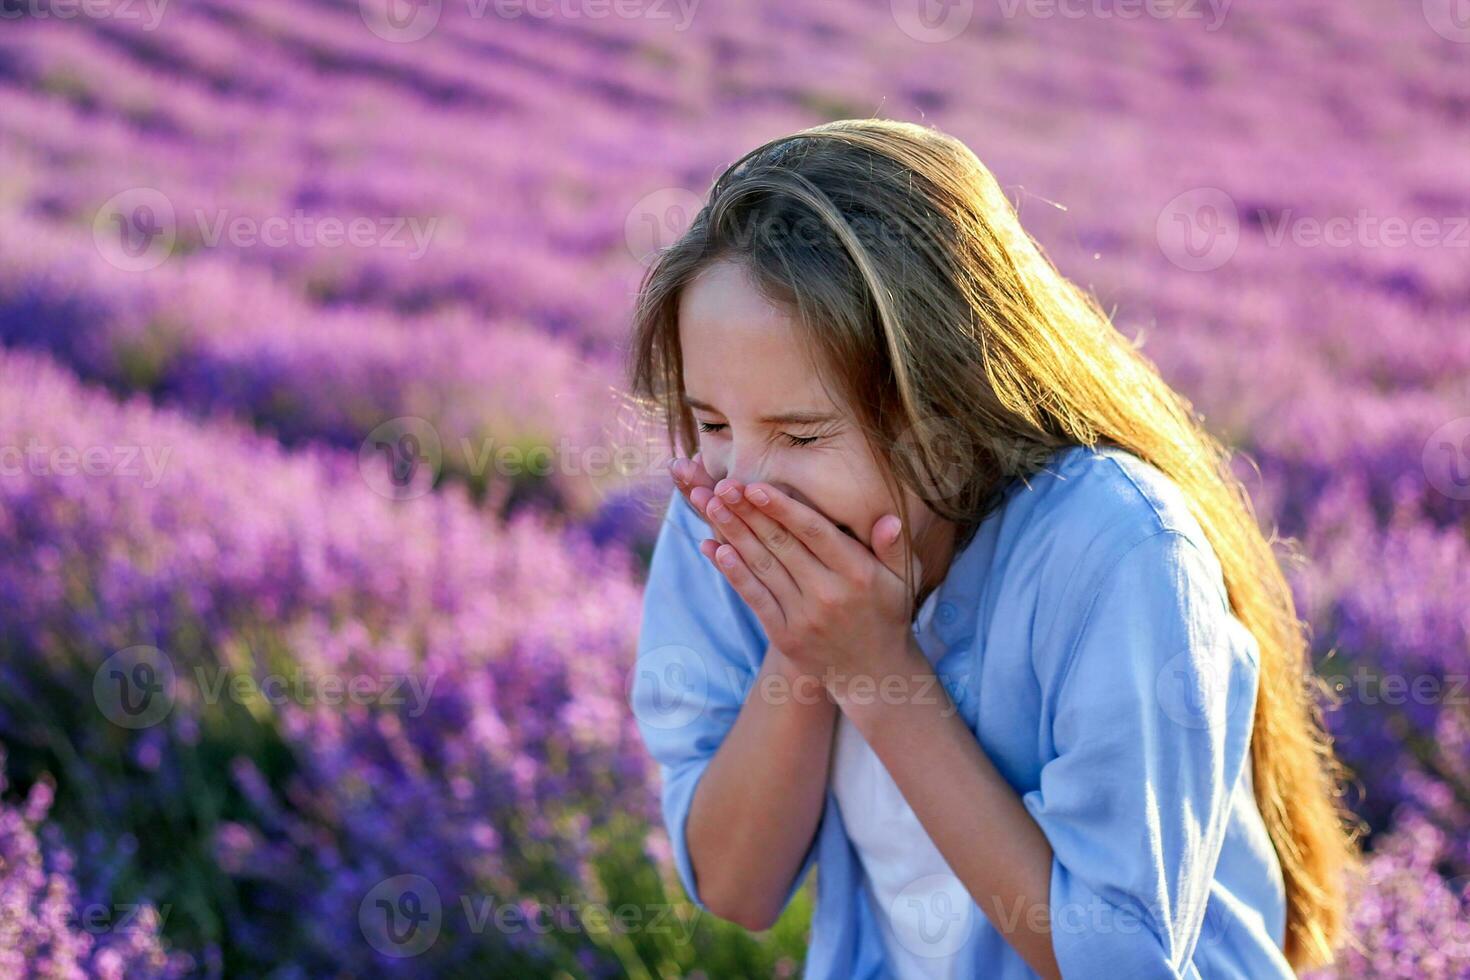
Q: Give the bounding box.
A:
[697,478,924,686]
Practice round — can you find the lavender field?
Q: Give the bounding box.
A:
[0,0,1467,975]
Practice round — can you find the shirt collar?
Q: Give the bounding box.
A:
[925,468,1033,648]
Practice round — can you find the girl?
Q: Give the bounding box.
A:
[627,119,1362,979]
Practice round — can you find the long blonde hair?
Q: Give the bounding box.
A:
[626,118,1364,970]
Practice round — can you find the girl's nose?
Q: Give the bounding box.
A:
[707,444,768,488]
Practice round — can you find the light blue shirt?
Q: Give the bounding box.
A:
[630,444,1292,979]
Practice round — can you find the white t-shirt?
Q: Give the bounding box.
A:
[830,588,981,977]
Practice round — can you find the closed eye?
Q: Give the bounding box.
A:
[696,421,821,448]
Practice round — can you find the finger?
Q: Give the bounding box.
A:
[688,485,730,546]
[702,491,803,609]
[671,453,717,494]
[663,469,722,552]
[691,451,717,488]
[870,514,921,596]
[873,515,926,613]
[703,538,787,631]
[712,479,826,585]
[674,454,728,545]
[742,482,869,578]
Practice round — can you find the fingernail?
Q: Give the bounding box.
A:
[748,487,769,506]
[717,545,736,567]
[708,500,732,523]
[717,483,741,504]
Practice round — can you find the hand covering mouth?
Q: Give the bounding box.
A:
[769,483,856,541]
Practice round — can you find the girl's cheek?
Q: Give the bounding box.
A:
[785,472,863,539]
[800,451,875,512]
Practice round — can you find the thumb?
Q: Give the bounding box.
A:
[873,515,924,610]
[871,514,907,576]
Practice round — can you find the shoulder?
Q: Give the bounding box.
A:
[995,444,1232,670]
[1012,443,1204,543]
[1002,443,1221,590]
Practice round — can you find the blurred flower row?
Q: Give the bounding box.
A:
[0,0,1466,975]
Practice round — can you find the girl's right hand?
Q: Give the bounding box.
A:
[671,452,730,547]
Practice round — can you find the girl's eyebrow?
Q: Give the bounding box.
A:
[684,396,840,426]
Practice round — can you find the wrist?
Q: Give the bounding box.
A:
[829,634,933,730]
[761,645,837,709]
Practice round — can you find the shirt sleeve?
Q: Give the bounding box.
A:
[628,487,820,917]
[1022,528,1261,979]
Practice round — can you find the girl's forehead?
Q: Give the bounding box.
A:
[679,261,797,336]
[678,260,856,418]
[680,324,849,418]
